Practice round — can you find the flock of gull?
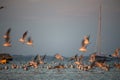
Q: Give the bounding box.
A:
[0,4,120,76]
[0,6,114,70]
[0,28,120,72]
[2,27,90,51]
[3,28,33,47]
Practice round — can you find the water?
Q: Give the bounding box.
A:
[0,55,120,80]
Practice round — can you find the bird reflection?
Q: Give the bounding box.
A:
[79,39,87,52]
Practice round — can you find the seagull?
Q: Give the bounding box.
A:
[69,54,78,61]
[3,37,11,47]
[84,35,90,45]
[53,64,65,69]
[55,53,64,60]
[3,28,11,39]
[79,35,90,52]
[26,36,33,46]
[19,31,28,43]
[79,39,87,52]
[3,28,11,47]
[112,48,120,57]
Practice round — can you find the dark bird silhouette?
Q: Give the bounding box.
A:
[0,6,4,9]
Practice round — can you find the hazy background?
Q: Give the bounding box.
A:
[0,0,120,57]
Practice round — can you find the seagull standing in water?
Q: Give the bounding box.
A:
[69,54,78,61]
[55,53,64,61]
[112,48,120,57]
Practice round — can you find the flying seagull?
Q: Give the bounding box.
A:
[84,35,90,45]
[3,28,11,47]
[3,37,11,47]
[26,36,33,46]
[79,35,90,52]
[19,31,28,43]
[3,28,11,39]
[79,39,87,52]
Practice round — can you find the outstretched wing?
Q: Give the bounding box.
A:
[6,28,11,36]
[23,31,28,39]
[3,28,11,39]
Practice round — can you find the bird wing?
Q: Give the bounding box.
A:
[23,31,28,39]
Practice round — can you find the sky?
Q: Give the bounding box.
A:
[0,0,120,57]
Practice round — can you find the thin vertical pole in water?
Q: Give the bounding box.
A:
[97,4,102,55]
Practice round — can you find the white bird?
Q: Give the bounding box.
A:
[55,53,64,60]
[79,39,87,52]
[3,28,11,39]
[112,48,120,57]
[26,36,33,46]
[19,31,28,43]
[3,37,11,47]
[79,35,90,52]
[3,28,11,47]
[83,35,90,45]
